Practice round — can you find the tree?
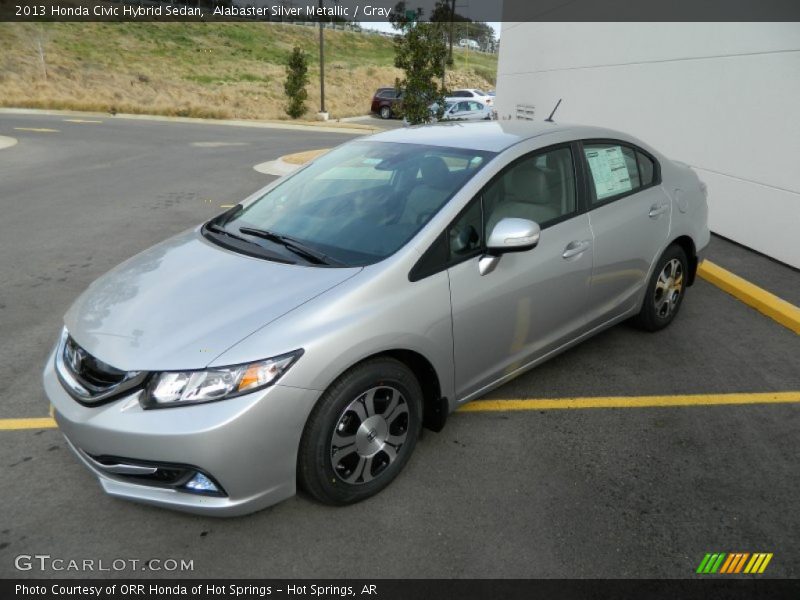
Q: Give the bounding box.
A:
[284,47,309,119]
[391,2,448,125]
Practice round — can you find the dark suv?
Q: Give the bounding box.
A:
[370,87,402,119]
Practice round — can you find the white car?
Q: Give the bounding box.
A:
[439,100,495,121]
[447,88,493,106]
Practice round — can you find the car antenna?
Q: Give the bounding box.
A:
[544,99,562,122]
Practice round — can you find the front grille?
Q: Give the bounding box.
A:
[55,329,148,406]
[64,335,128,390]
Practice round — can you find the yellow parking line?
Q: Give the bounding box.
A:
[698,261,800,335]
[219,204,235,208]
[0,417,57,430]
[14,127,59,133]
[2,392,798,431]
[458,391,800,412]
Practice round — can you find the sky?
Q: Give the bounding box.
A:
[360,21,502,40]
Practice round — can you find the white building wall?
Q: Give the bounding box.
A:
[495,23,800,268]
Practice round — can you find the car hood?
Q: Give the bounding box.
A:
[64,229,361,371]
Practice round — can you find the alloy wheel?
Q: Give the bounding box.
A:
[654,258,684,318]
[329,386,409,485]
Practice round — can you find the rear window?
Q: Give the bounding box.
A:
[637,152,655,186]
[584,144,639,203]
[583,142,659,204]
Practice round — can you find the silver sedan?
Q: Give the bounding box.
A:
[43,121,709,515]
[433,99,496,121]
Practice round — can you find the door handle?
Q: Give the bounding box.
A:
[649,203,669,218]
[562,240,590,259]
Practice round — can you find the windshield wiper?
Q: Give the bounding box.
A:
[203,222,296,264]
[238,227,344,267]
[206,221,251,242]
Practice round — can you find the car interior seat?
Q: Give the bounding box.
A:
[486,163,561,233]
[400,156,454,225]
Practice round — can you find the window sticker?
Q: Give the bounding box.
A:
[585,146,633,200]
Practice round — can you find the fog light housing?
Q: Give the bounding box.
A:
[184,472,220,494]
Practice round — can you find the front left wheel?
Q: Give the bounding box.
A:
[297,358,422,505]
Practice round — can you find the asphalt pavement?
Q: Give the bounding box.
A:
[0,112,798,579]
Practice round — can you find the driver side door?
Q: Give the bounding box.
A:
[447,143,595,402]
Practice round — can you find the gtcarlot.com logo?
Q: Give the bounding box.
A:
[14,554,194,572]
[696,552,773,574]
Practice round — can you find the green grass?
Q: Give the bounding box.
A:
[0,22,497,120]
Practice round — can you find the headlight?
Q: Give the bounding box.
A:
[140,350,303,409]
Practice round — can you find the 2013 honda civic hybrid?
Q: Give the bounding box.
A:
[43,121,709,516]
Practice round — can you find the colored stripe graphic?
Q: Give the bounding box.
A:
[699,552,773,574]
[710,553,726,573]
[718,554,735,573]
[758,554,773,574]
[696,554,713,574]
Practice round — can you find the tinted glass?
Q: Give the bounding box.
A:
[449,197,482,257]
[637,151,655,186]
[222,142,494,266]
[584,143,641,203]
[483,146,577,234]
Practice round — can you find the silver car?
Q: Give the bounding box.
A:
[434,100,495,121]
[43,122,709,515]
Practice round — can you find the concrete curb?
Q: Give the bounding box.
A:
[0,107,376,135]
[0,135,18,150]
[253,158,301,177]
[698,260,800,334]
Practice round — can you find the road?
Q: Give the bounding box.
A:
[0,112,798,579]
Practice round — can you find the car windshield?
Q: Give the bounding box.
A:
[213,141,495,267]
[473,89,486,96]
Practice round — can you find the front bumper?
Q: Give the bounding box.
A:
[43,346,321,516]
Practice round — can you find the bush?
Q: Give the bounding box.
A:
[284,46,309,119]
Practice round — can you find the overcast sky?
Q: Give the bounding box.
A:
[361,21,502,39]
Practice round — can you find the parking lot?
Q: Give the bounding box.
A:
[0,112,798,579]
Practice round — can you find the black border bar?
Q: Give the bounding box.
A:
[2,0,800,23]
[4,579,800,600]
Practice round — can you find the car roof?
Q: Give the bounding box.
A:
[367,121,626,153]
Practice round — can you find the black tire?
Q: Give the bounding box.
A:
[633,244,689,332]
[379,106,392,119]
[297,357,422,505]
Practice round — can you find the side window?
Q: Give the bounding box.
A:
[637,151,655,186]
[583,143,643,204]
[448,196,483,257]
[468,101,481,111]
[483,146,577,235]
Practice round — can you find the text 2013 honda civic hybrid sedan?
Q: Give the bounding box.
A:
[43,121,709,515]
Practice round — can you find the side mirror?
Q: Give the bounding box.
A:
[487,218,540,252]
[479,218,541,276]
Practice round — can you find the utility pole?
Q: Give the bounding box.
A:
[318,0,326,117]
[448,0,455,64]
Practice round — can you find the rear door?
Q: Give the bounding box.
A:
[580,141,671,326]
